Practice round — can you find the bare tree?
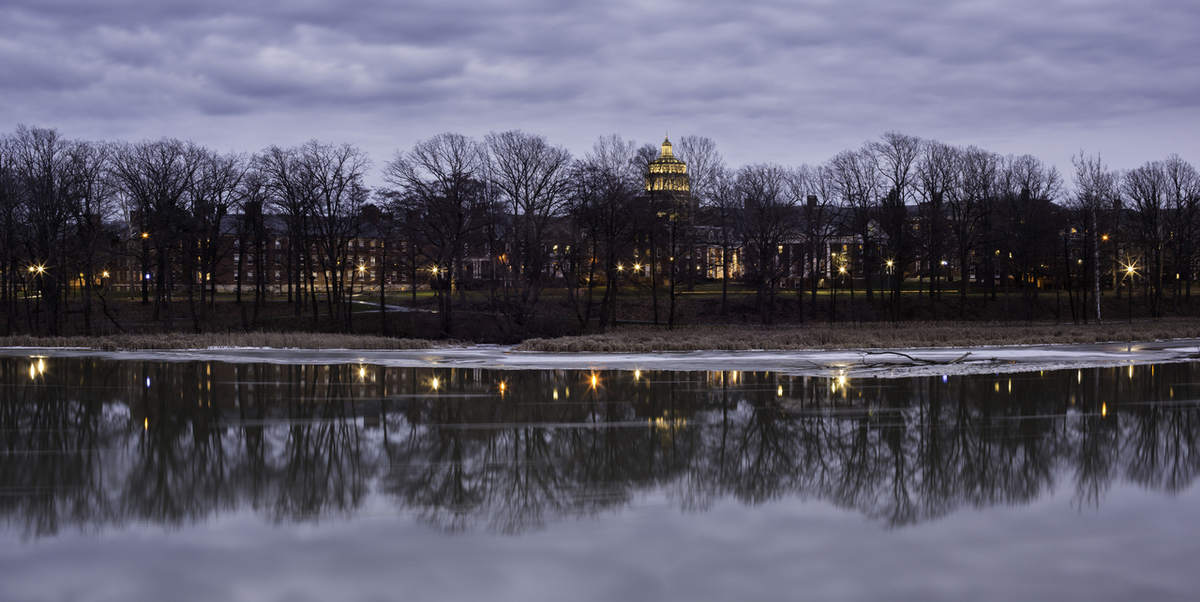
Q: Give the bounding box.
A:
[947,146,999,316]
[0,134,20,333]
[674,135,726,291]
[485,130,572,331]
[734,163,801,325]
[1070,153,1120,323]
[706,167,740,314]
[234,168,273,324]
[803,164,839,321]
[828,148,881,317]
[1122,160,1168,317]
[1162,155,1200,306]
[996,154,1063,321]
[61,139,115,335]
[257,145,315,318]
[916,140,958,318]
[565,134,641,332]
[186,149,247,330]
[383,133,491,337]
[298,141,371,329]
[869,132,923,318]
[11,126,74,334]
[110,138,206,328]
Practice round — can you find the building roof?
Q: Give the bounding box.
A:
[645,136,690,193]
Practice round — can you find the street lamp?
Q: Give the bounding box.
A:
[1121,260,1138,322]
[28,263,46,319]
[140,232,150,303]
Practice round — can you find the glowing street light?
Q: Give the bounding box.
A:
[1121,260,1139,322]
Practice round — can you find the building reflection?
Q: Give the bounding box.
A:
[1,357,1198,538]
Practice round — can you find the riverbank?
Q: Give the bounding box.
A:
[511,320,1200,352]
[0,331,445,351]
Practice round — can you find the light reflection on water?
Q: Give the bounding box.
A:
[2,357,1200,600]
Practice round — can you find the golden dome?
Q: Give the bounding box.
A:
[645,135,690,193]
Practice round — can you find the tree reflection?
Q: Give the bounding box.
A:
[3,359,1200,538]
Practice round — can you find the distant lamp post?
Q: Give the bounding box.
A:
[28,263,47,318]
[1121,260,1138,322]
[140,232,150,304]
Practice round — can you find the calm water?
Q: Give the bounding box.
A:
[2,356,1199,601]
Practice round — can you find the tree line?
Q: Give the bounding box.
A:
[1,125,1197,337]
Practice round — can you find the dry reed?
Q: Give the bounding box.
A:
[0,332,446,351]
[512,320,1200,353]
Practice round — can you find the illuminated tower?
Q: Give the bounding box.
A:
[644,136,690,193]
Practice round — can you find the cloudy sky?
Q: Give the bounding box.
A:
[3,0,1198,179]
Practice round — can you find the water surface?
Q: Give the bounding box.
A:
[2,357,1198,601]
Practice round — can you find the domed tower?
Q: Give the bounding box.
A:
[645,136,690,193]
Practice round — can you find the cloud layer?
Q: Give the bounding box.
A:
[2,0,1198,172]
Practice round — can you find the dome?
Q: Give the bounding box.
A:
[645,136,690,193]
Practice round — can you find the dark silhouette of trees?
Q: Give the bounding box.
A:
[734,163,800,324]
[564,135,641,332]
[1163,155,1200,307]
[298,141,372,329]
[485,130,573,334]
[383,133,493,337]
[1070,153,1120,323]
[917,140,957,318]
[256,145,314,318]
[828,148,880,318]
[110,138,207,329]
[870,132,923,319]
[2,124,1200,335]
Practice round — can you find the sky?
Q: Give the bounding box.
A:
[3,0,1198,182]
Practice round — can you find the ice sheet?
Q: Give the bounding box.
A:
[5,339,1200,378]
